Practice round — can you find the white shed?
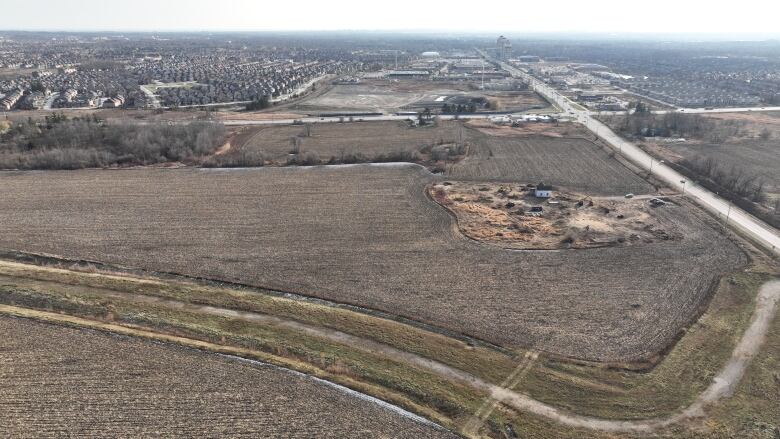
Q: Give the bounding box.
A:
[534,183,553,198]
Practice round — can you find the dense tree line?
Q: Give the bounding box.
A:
[0,114,225,170]
[611,112,746,143]
[284,140,466,167]
[440,103,478,114]
[245,95,271,111]
[604,111,775,221]
[202,149,266,168]
[682,156,766,203]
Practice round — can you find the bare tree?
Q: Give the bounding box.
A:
[289,136,301,154]
[702,157,716,177]
[751,179,766,203]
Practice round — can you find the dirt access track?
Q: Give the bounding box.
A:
[0,164,745,363]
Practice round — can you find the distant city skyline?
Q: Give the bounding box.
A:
[2,0,780,37]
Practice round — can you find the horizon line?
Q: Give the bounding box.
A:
[1,29,780,39]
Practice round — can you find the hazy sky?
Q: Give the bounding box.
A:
[2,0,779,35]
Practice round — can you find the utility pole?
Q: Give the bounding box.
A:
[649,159,663,174]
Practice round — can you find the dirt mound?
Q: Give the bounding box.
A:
[431,181,679,250]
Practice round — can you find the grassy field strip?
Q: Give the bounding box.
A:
[0,258,521,383]
[2,284,496,392]
[0,258,166,286]
[463,351,539,436]
[693,278,780,403]
[1,278,777,433]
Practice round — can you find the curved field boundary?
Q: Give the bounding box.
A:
[490,279,780,432]
[218,353,447,431]
[0,305,455,435]
[1,278,777,433]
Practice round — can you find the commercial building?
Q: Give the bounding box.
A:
[517,55,540,63]
[386,70,431,79]
[496,36,512,61]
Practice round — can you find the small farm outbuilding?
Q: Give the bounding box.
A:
[534,184,553,198]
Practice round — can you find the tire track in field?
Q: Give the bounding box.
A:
[462,350,539,436]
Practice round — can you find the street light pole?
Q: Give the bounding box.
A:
[649,159,664,174]
[680,179,686,194]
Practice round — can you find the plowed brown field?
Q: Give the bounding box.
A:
[0,316,454,438]
[0,165,744,362]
